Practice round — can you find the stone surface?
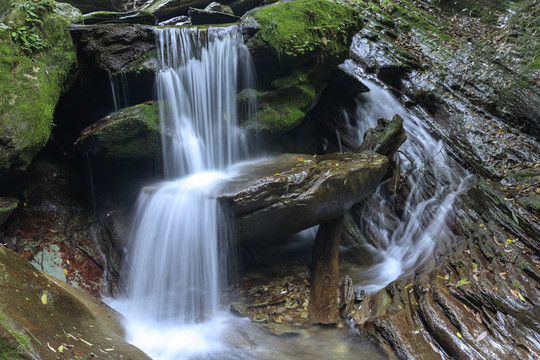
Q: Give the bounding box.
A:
[76,101,161,158]
[0,246,151,359]
[359,114,407,157]
[240,0,364,135]
[70,23,157,73]
[218,151,389,244]
[83,10,157,25]
[188,6,240,25]
[56,0,125,13]
[0,197,18,228]
[0,1,77,180]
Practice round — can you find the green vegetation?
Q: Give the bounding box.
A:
[0,311,33,359]
[252,0,363,61]
[0,0,77,172]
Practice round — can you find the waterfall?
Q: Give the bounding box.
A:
[112,26,256,359]
[343,65,472,292]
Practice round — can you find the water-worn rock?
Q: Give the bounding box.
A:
[0,0,77,181]
[56,0,126,13]
[83,10,157,25]
[359,114,407,157]
[0,246,150,359]
[76,101,161,157]
[218,151,389,243]
[0,197,18,227]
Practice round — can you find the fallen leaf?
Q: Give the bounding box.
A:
[475,331,487,342]
[41,292,47,305]
[47,342,56,353]
[456,332,462,339]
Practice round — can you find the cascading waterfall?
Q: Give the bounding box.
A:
[343,63,472,292]
[112,26,257,359]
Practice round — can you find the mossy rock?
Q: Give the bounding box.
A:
[242,67,320,137]
[243,0,363,69]
[0,197,18,227]
[0,0,77,176]
[76,101,161,157]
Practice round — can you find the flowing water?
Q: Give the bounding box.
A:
[110,26,470,360]
[338,61,472,293]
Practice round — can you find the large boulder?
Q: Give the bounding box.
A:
[0,0,77,182]
[0,197,18,227]
[56,0,126,13]
[240,0,363,137]
[218,151,389,243]
[70,23,156,73]
[0,246,150,359]
[76,101,161,158]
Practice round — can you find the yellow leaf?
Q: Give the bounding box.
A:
[41,293,47,305]
[518,292,525,302]
[58,345,64,353]
[63,268,68,275]
[456,332,462,339]
[47,342,56,352]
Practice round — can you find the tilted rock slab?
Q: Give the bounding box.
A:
[0,247,150,359]
[218,151,389,244]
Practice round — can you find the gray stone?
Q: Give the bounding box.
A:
[218,151,389,244]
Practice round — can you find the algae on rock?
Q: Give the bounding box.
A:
[0,0,77,178]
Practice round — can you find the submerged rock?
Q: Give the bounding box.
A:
[0,246,150,359]
[76,101,161,158]
[219,151,389,243]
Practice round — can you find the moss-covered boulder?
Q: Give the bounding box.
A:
[0,0,77,179]
[0,246,150,359]
[241,0,363,137]
[76,101,161,157]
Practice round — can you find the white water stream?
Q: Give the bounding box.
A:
[339,61,472,293]
[108,26,470,360]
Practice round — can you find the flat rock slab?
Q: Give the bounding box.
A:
[219,151,389,243]
[0,247,150,359]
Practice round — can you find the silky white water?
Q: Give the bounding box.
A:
[109,26,258,359]
[341,61,472,293]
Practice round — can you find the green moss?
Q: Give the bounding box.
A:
[252,0,363,61]
[532,55,540,69]
[77,102,161,157]
[0,1,76,172]
[247,68,318,134]
[0,311,33,358]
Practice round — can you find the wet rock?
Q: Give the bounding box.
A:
[141,0,214,21]
[159,15,191,26]
[83,10,157,25]
[70,24,157,73]
[0,197,18,228]
[76,102,161,158]
[188,6,240,25]
[0,246,150,359]
[359,114,407,157]
[54,2,84,23]
[351,179,540,359]
[218,151,389,244]
[204,1,234,15]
